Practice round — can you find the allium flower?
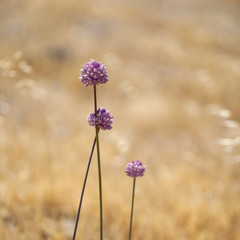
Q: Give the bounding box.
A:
[125,160,145,177]
[87,107,113,130]
[80,59,109,87]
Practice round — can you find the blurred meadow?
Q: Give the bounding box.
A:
[0,0,240,239]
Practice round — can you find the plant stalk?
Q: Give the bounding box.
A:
[129,177,136,240]
[94,85,103,240]
[72,136,97,240]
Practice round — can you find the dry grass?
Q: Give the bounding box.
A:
[0,0,240,239]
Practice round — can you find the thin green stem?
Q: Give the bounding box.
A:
[129,177,136,240]
[94,85,103,240]
[72,136,97,240]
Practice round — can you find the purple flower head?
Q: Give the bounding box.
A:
[87,107,113,130]
[80,59,109,87]
[125,160,146,178]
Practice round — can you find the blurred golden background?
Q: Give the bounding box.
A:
[0,0,240,239]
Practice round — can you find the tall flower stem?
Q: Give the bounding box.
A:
[94,85,103,240]
[72,136,97,240]
[129,177,136,240]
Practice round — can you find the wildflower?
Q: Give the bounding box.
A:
[73,59,109,240]
[125,160,145,178]
[126,160,146,240]
[80,59,109,87]
[87,107,113,130]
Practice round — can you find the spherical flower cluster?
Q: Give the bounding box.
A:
[87,107,113,130]
[125,160,146,178]
[80,59,109,87]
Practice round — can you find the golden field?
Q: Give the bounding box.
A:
[0,0,240,239]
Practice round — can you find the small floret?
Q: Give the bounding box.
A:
[87,107,113,130]
[125,160,146,177]
[80,59,108,87]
